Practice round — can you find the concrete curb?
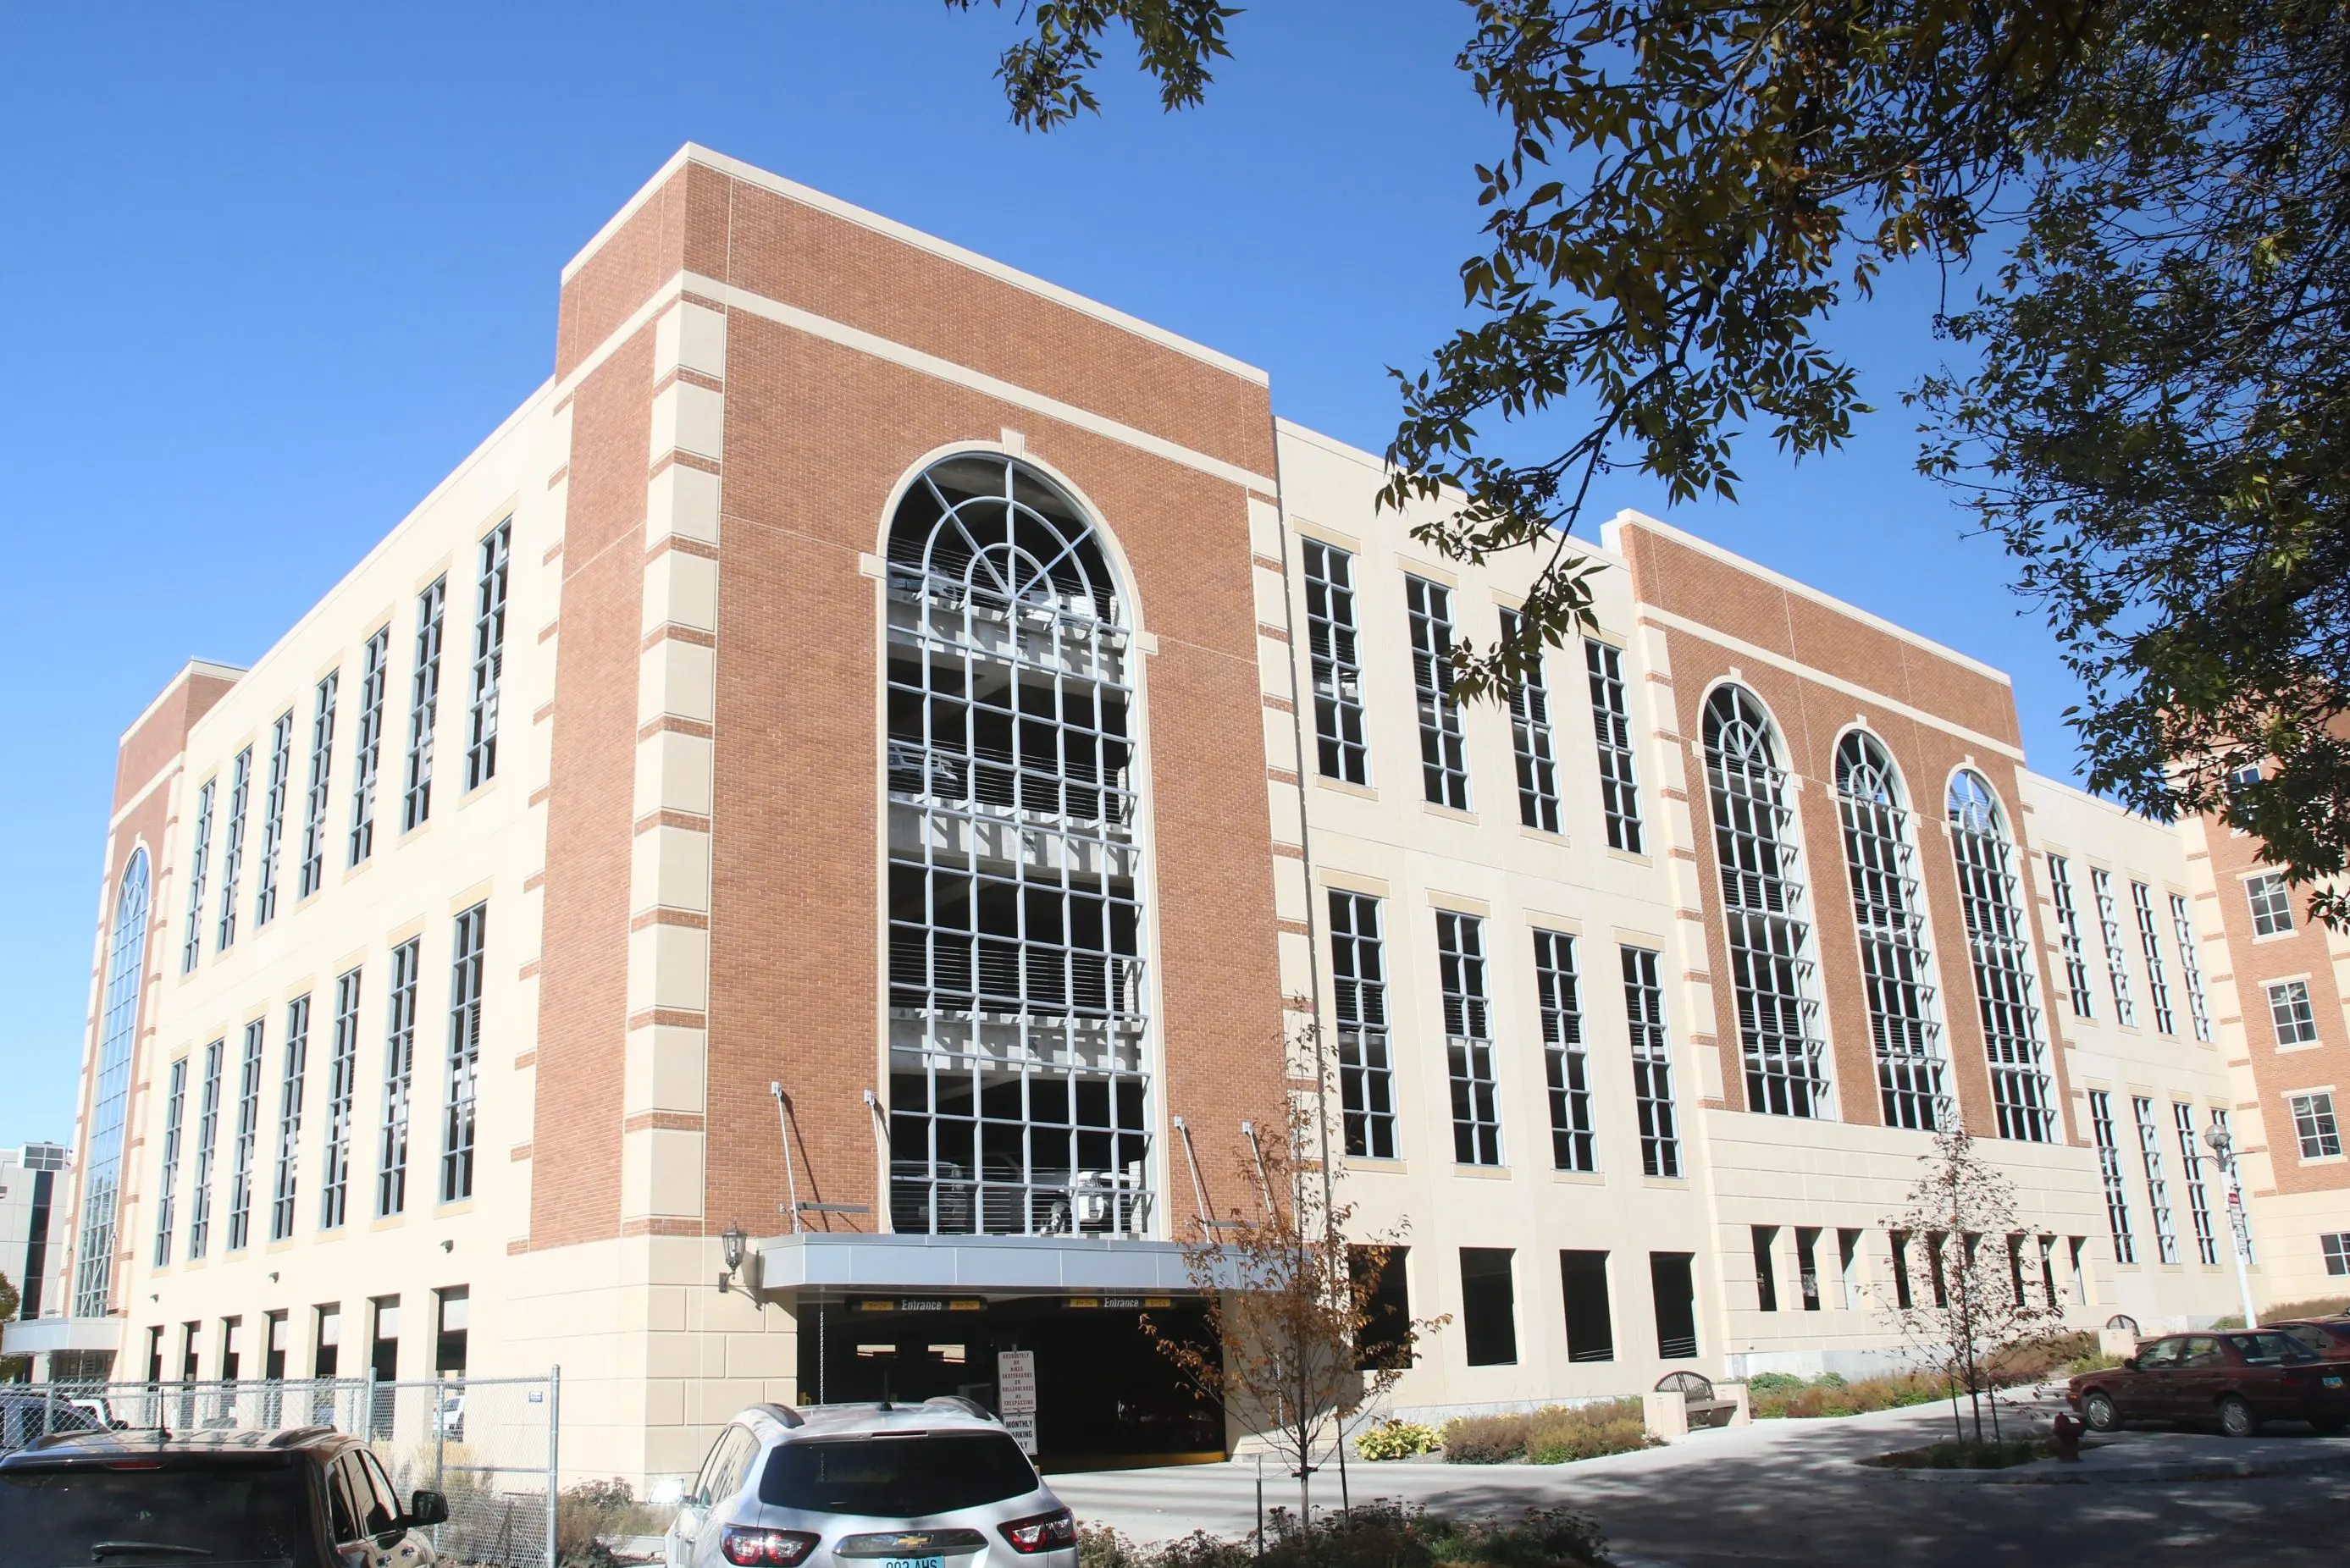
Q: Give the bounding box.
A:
[1862,1449,2350,1484]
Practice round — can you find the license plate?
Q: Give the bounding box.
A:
[2325,1376,2344,1389]
[883,1557,944,1568]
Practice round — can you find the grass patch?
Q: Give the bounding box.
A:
[1439,1400,1658,1463]
[1080,1503,1611,1568]
[1863,1438,2054,1471]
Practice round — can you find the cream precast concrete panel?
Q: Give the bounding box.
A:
[632,825,712,914]
[655,301,728,382]
[648,464,722,549]
[649,380,725,466]
[637,732,716,819]
[622,1126,705,1218]
[639,641,717,727]
[644,549,721,633]
[628,925,711,1016]
[626,1024,708,1115]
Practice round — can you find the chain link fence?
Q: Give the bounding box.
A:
[0,1372,559,1567]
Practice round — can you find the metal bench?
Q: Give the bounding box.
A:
[1656,1371,1740,1430]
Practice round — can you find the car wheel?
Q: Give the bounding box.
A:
[2219,1395,2258,1439]
[2082,1391,2121,1433]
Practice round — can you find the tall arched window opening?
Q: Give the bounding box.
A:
[883,454,1152,1236]
[1702,687,1829,1117]
[74,849,151,1317]
[1947,771,2056,1141]
[1834,733,1948,1130]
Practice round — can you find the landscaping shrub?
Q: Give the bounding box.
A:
[1439,1411,1531,1463]
[555,1478,666,1565]
[2215,1295,2350,1329]
[1356,1418,1441,1460]
[1080,1503,1610,1568]
[1863,1438,2050,1470]
[1438,1402,1655,1463]
[1747,1370,1945,1418]
[1988,1331,2100,1384]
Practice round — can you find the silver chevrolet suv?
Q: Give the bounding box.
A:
[667,1400,1077,1568]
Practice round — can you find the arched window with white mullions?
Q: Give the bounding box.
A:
[1946,770,2057,1142]
[74,848,151,1318]
[1702,686,1830,1117]
[1834,733,1949,1131]
[882,452,1153,1238]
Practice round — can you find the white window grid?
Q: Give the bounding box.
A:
[298,672,336,899]
[348,628,389,865]
[152,1057,188,1268]
[181,780,214,974]
[217,747,252,952]
[2266,979,2319,1046]
[2132,1096,2179,1265]
[2247,872,2294,936]
[2132,882,2175,1035]
[186,1038,223,1262]
[402,577,446,831]
[1621,945,1680,1177]
[1439,911,1501,1166]
[2090,868,2136,1025]
[226,1019,264,1252]
[466,521,510,791]
[1500,609,1561,833]
[1702,686,1829,1118]
[1302,541,1369,786]
[378,938,420,1218]
[1585,641,1644,853]
[2169,893,2212,1043]
[882,455,1153,1239]
[1835,733,1949,1131]
[1534,929,1595,1172]
[2173,1101,2220,1267]
[2088,1089,2136,1265]
[1407,577,1472,810]
[2046,854,2094,1016]
[270,995,309,1242]
[255,711,293,927]
[1948,772,2055,1141]
[442,903,487,1204]
[2325,1233,2350,1278]
[319,969,362,1231]
[1329,892,1396,1160]
[2290,1092,2342,1161]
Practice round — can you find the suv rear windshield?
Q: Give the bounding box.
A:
[759,1433,1038,1516]
[0,1459,312,1567]
[2229,1332,2320,1364]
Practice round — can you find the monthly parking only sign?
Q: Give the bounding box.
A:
[998,1350,1038,1455]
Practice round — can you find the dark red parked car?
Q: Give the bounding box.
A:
[2069,1331,2350,1437]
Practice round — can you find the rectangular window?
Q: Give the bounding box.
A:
[2175,1102,2219,1267]
[465,522,511,790]
[1796,1227,1824,1311]
[1407,576,1470,810]
[2089,1090,2136,1264]
[378,939,420,1217]
[227,1019,264,1251]
[188,1040,224,1260]
[441,903,487,1203]
[1889,1230,1913,1310]
[1584,641,1644,853]
[349,628,390,864]
[2132,1096,2179,1265]
[319,968,362,1230]
[1500,609,1560,832]
[2090,869,2135,1026]
[2290,1092,2342,1161]
[1621,945,1679,1177]
[1328,892,1395,1160]
[1752,1225,1781,1311]
[1458,1248,1518,1366]
[1351,1245,1413,1370]
[270,996,310,1243]
[2247,872,2294,937]
[298,672,337,898]
[1838,1228,1861,1309]
[2132,882,2175,1035]
[2324,1234,2350,1278]
[402,577,447,831]
[2169,893,2212,1043]
[1301,541,1369,786]
[1649,1251,1698,1358]
[152,1057,188,1267]
[1558,1251,1615,1362]
[2046,854,2093,1016]
[435,1287,470,1378]
[264,1311,289,1381]
[2269,980,2320,1047]
[217,747,252,952]
[254,711,293,927]
[313,1305,341,1379]
[1534,930,1595,1172]
[1438,912,1501,1166]
[181,779,215,974]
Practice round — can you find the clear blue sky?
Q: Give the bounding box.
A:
[0,2,2088,1151]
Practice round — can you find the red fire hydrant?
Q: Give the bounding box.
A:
[2051,1411,2085,1462]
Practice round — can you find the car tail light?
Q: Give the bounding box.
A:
[722,1527,820,1565]
[999,1509,1076,1554]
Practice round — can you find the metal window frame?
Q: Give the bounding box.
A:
[442,904,488,1203]
[1947,771,2055,1142]
[2292,1092,2342,1161]
[2088,1089,2136,1265]
[319,968,362,1231]
[2173,1101,2219,1267]
[2169,892,2212,1042]
[1835,732,1949,1132]
[226,1019,264,1252]
[402,578,447,832]
[2131,881,2175,1035]
[378,939,420,1218]
[1585,641,1644,853]
[1500,609,1561,833]
[152,1056,188,1268]
[217,747,252,952]
[1329,891,1396,1160]
[2268,979,2320,1046]
[1620,944,1679,1178]
[187,1038,224,1262]
[349,628,389,865]
[2089,867,2136,1026]
[1406,576,1472,811]
[2046,853,2094,1016]
[270,995,310,1242]
[255,711,294,928]
[2246,872,2293,937]
[465,522,511,791]
[299,672,337,898]
[71,853,150,1316]
[1302,540,1370,787]
[1437,910,1501,1167]
[1534,928,1595,1172]
[181,781,214,974]
[2325,1233,2350,1277]
[2132,1095,2179,1265]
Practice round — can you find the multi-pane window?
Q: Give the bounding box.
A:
[441,904,487,1203]
[152,1057,188,1267]
[298,673,336,899]
[2088,1090,2136,1265]
[349,628,389,864]
[378,939,420,1218]
[1702,685,1827,1117]
[2247,872,2294,936]
[1500,609,1560,833]
[2290,1092,2343,1161]
[270,996,309,1242]
[465,522,510,791]
[1329,892,1396,1160]
[1302,541,1369,786]
[1835,733,1946,1131]
[217,747,252,951]
[1439,912,1501,1166]
[2325,1234,2350,1278]
[2175,1102,2219,1267]
[2045,854,2093,1016]
[2169,893,2212,1043]
[181,780,215,974]
[882,455,1153,1237]
[2132,1096,2179,1265]
[226,1019,264,1251]
[1585,642,1644,853]
[2268,979,2319,1047]
[254,712,293,927]
[1948,771,2055,1141]
[1534,930,1594,1171]
[1621,946,1680,1177]
[2131,882,2174,1035]
[1407,577,1471,810]
[186,1038,224,1262]
[2090,868,2136,1025]
[319,969,362,1230]
[402,577,446,831]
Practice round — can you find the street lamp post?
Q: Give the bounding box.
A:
[2204,1125,2259,1329]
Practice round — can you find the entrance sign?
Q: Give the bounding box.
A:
[998,1350,1038,1455]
